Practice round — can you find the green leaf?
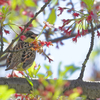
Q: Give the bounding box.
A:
[45,70,52,79]
[0,85,15,100]
[0,85,8,95]
[46,70,52,76]
[76,21,82,30]
[90,51,98,60]
[1,6,9,15]
[2,89,15,100]
[65,65,80,73]
[3,38,9,43]
[0,37,9,43]
[11,0,17,9]
[5,7,9,14]
[62,65,80,79]
[37,73,45,78]
[34,64,41,77]
[44,64,50,70]
[47,8,56,24]
[27,61,36,78]
[56,77,63,87]
[41,79,49,87]
[25,76,33,87]
[82,0,94,10]
[17,0,23,5]
[51,0,58,5]
[58,62,62,76]
[32,20,38,27]
[2,6,6,13]
[27,62,41,78]
[81,95,87,100]
[69,92,80,99]
[57,63,80,79]
[25,0,37,7]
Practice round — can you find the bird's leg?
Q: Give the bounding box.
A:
[11,70,14,77]
[24,70,30,78]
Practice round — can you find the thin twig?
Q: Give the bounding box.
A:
[0,0,51,57]
[69,0,76,33]
[42,51,53,62]
[78,21,95,80]
[48,24,100,43]
[0,27,3,53]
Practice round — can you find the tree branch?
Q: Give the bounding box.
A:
[49,24,100,43]
[78,22,95,80]
[0,78,100,99]
[0,27,3,53]
[0,0,51,57]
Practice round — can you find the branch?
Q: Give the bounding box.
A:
[49,34,76,43]
[0,0,51,57]
[0,27,3,53]
[78,22,95,80]
[0,78,100,99]
[49,24,100,43]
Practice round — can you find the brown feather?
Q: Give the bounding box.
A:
[6,31,37,71]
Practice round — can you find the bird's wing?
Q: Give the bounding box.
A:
[21,48,36,70]
[6,41,24,70]
[6,41,36,71]
[6,53,12,68]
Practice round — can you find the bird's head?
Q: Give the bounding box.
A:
[20,31,38,43]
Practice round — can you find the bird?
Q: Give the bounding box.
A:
[5,31,38,71]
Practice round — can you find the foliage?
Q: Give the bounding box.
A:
[7,62,82,100]
[0,85,15,100]
[57,62,80,79]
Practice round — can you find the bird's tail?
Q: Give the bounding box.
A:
[5,63,17,71]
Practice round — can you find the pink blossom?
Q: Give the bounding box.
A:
[57,7,65,16]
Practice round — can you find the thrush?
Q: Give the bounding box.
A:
[5,31,38,71]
